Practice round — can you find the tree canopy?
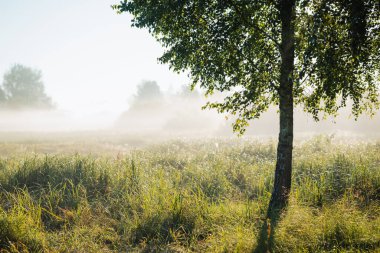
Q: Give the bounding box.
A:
[0,64,54,109]
[114,0,379,133]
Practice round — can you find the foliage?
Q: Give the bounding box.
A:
[113,0,380,133]
[0,137,379,252]
[0,64,54,109]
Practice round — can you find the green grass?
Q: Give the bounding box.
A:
[0,135,379,252]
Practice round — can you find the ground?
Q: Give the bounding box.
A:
[0,133,379,252]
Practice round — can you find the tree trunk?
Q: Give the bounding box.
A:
[268,0,295,214]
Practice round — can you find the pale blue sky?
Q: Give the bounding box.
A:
[0,0,189,114]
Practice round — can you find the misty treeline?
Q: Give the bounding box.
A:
[116,80,223,134]
[0,64,54,110]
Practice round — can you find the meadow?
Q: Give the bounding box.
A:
[0,134,379,252]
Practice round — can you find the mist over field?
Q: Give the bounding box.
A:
[0,92,378,138]
[0,72,378,149]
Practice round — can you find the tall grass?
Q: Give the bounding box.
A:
[0,135,379,252]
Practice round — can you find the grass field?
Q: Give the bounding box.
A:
[0,134,379,252]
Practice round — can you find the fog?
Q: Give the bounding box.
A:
[0,89,378,139]
[0,110,118,132]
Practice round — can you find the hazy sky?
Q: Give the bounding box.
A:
[0,0,189,115]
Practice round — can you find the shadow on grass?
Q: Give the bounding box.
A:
[253,207,285,253]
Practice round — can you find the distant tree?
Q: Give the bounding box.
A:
[114,0,380,216]
[0,88,6,105]
[1,64,53,109]
[117,80,166,130]
[130,80,163,110]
